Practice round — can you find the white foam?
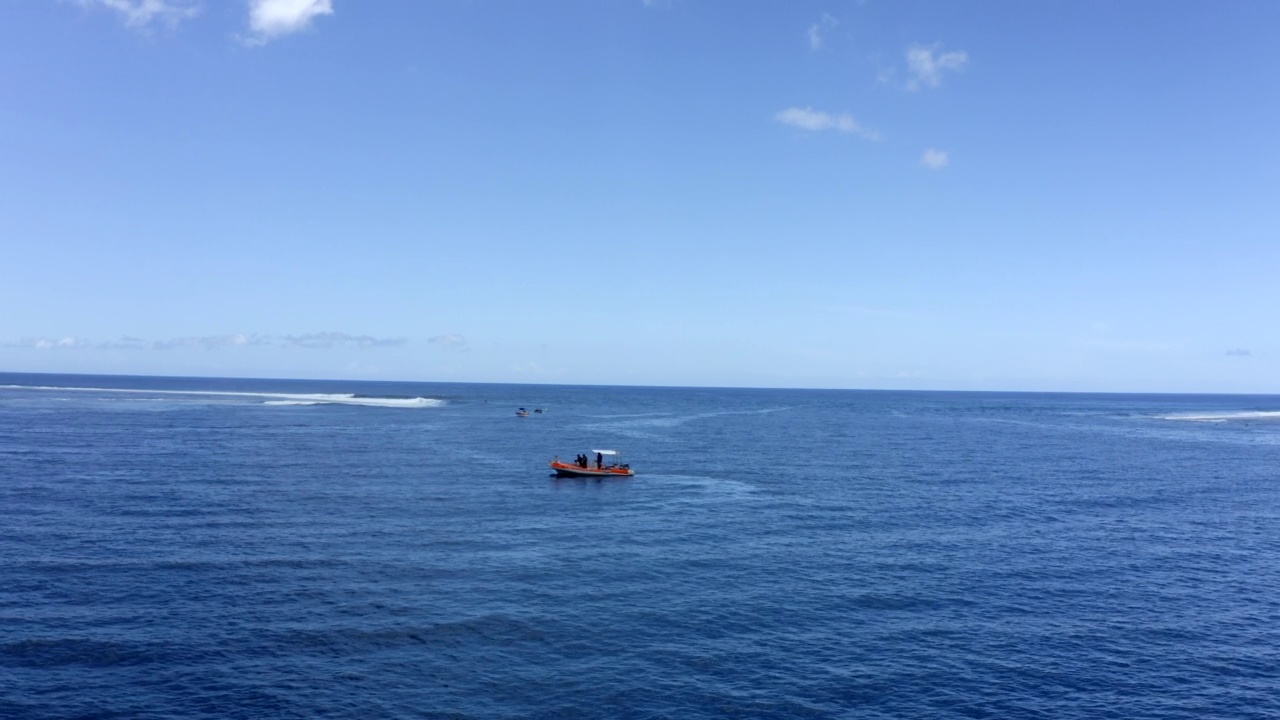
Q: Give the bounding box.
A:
[1160,411,1280,423]
[0,385,445,409]
[263,400,324,406]
[263,394,443,408]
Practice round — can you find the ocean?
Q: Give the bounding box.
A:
[2,373,1278,719]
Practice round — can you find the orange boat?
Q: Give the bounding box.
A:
[550,449,635,478]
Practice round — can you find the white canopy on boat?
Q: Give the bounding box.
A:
[590,449,619,456]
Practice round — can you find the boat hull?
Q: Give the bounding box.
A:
[549,461,634,478]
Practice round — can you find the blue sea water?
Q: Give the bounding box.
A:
[2,373,1279,719]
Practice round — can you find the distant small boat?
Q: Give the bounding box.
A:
[550,449,634,478]
[516,407,530,417]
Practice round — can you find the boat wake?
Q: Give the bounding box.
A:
[0,385,445,409]
[1159,411,1280,423]
[580,407,793,440]
[649,474,757,498]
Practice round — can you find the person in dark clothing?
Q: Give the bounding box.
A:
[596,452,603,469]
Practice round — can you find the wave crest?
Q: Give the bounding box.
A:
[1160,411,1280,423]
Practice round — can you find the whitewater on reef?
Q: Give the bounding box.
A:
[3,373,1280,719]
[0,383,444,408]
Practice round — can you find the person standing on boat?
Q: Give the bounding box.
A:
[596,452,603,469]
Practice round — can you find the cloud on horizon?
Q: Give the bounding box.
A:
[905,43,969,90]
[98,335,150,350]
[775,107,880,140]
[5,336,89,349]
[247,0,333,43]
[10,332,405,351]
[428,334,467,349]
[279,332,406,349]
[77,0,200,30]
[921,148,949,169]
[1226,348,1252,357]
[150,333,271,350]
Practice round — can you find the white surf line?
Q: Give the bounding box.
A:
[0,385,444,407]
[1159,411,1280,422]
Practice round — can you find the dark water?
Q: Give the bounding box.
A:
[2,373,1279,719]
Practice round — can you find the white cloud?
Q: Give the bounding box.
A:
[808,14,837,50]
[428,334,467,348]
[775,107,880,140]
[7,331,408,351]
[280,332,405,349]
[98,336,149,350]
[920,148,949,170]
[79,0,200,30]
[247,0,333,43]
[6,336,88,349]
[905,43,968,90]
[152,333,271,350]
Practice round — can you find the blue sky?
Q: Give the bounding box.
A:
[2,1,1278,391]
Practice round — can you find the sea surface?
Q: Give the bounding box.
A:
[2,373,1279,719]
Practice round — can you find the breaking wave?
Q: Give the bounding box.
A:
[0,385,444,409]
[1159,411,1280,423]
[261,394,443,408]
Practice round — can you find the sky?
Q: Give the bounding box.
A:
[2,1,1278,392]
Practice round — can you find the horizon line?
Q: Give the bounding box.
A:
[1,370,1276,398]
